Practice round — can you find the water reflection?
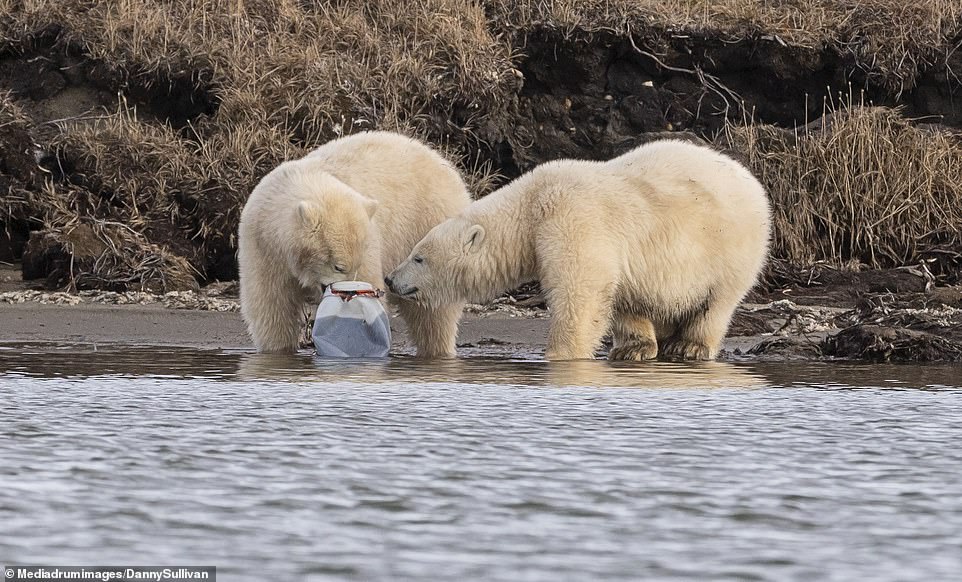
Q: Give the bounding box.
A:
[236,353,769,388]
[0,343,239,381]
[1,342,960,389]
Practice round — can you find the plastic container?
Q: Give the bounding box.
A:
[311,281,391,358]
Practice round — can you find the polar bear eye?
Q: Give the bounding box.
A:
[333,264,347,273]
[413,256,424,265]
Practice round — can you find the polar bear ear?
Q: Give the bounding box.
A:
[362,197,378,219]
[463,224,485,252]
[296,201,321,227]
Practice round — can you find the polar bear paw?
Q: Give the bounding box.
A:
[608,339,659,361]
[660,339,711,361]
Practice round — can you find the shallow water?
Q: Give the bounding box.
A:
[1,344,961,581]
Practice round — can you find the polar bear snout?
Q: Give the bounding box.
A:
[383,274,398,293]
[384,269,418,298]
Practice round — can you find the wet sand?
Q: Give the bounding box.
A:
[0,265,759,355]
[0,301,554,353]
[4,264,960,361]
[2,263,551,353]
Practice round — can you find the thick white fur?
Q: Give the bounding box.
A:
[238,131,470,356]
[387,139,771,361]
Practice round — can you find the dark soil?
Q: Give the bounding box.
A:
[0,34,219,276]
[0,33,216,133]
[736,273,962,362]
[0,91,42,262]
[823,325,962,363]
[756,265,935,306]
[502,31,962,173]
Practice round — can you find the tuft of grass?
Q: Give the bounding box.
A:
[30,219,199,293]
[2,0,518,145]
[2,0,519,283]
[720,100,962,275]
[51,101,302,257]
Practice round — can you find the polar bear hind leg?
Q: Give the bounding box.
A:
[608,312,659,361]
[660,293,736,360]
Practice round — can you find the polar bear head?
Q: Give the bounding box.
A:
[286,177,378,291]
[386,217,489,305]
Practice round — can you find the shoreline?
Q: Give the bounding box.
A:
[3,262,962,362]
[0,297,890,362]
[0,300,559,355]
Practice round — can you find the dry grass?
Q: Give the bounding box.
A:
[720,100,962,274]
[2,1,962,288]
[0,89,28,127]
[0,90,41,234]
[2,0,517,143]
[52,102,303,252]
[1,0,518,284]
[27,220,199,292]
[0,92,29,220]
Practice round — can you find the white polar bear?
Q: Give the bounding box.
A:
[238,131,470,356]
[385,139,771,361]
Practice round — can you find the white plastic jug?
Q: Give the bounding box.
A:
[312,281,391,358]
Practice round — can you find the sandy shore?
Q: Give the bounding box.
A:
[0,300,555,353]
[0,265,759,355]
[3,264,961,362]
[0,263,550,355]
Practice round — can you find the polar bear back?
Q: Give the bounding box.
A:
[607,139,770,262]
[306,131,470,270]
[488,139,770,317]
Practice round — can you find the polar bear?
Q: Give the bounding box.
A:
[385,139,771,361]
[238,131,470,356]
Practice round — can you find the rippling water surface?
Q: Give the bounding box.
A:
[1,344,961,581]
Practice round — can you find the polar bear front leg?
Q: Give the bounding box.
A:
[397,300,462,358]
[540,258,618,361]
[544,289,614,360]
[609,313,658,361]
[240,262,306,354]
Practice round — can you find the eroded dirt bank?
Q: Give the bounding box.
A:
[3,22,962,286]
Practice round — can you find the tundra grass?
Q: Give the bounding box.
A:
[721,100,962,275]
[0,0,960,289]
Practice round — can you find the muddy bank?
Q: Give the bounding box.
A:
[497,28,962,172]
[3,263,961,362]
[3,295,959,363]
